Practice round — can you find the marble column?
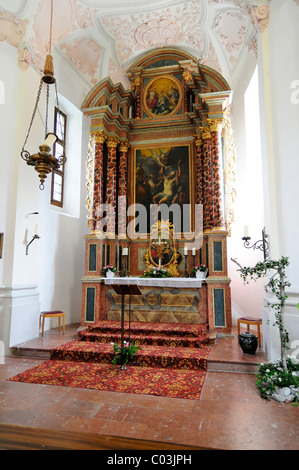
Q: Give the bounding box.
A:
[201,127,213,231]
[118,141,130,238]
[209,119,225,230]
[194,135,204,206]
[91,131,106,232]
[105,136,119,236]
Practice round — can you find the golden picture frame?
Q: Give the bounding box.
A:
[143,75,182,118]
[133,144,193,236]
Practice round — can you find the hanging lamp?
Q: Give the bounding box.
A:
[21,0,66,190]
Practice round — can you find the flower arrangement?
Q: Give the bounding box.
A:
[142,266,170,278]
[102,264,117,274]
[111,341,141,369]
[192,264,207,273]
[256,356,299,404]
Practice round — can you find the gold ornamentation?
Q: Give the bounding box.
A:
[200,127,211,140]
[91,130,106,144]
[144,220,180,277]
[208,118,223,133]
[194,135,202,147]
[146,294,159,306]
[119,141,130,153]
[107,136,119,148]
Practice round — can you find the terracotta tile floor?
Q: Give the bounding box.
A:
[0,324,298,450]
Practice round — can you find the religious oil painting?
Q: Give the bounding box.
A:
[134,145,192,235]
[144,76,182,117]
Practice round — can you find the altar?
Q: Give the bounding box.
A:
[83,276,207,324]
[80,47,234,335]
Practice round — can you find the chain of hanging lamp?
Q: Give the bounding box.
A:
[20,0,66,190]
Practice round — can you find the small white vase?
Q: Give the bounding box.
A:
[196,271,207,279]
[106,270,114,278]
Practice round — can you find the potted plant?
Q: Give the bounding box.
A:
[192,264,208,279]
[232,255,299,403]
[111,341,141,370]
[103,264,117,278]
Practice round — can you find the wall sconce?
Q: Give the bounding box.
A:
[242,227,269,260]
[26,235,40,255]
[20,0,66,190]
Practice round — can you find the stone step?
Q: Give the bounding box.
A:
[50,341,210,371]
[82,320,208,340]
[79,331,206,348]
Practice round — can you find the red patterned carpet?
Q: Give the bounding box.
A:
[8,361,207,400]
[8,321,210,400]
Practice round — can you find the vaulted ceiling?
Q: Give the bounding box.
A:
[0,0,270,95]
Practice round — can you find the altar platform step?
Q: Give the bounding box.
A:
[79,320,208,348]
[50,341,210,371]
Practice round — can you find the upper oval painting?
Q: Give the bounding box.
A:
[144,76,182,118]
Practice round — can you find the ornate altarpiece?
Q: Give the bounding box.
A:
[80,48,236,335]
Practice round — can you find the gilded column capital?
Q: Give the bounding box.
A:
[200,127,211,140]
[182,70,192,82]
[119,141,130,153]
[107,136,119,148]
[90,130,106,144]
[193,135,202,147]
[208,119,224,133]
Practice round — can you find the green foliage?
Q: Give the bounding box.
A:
[256,357,299,402]
[142,266,171,278]
[111,341,141,367]
[239,256,290,352]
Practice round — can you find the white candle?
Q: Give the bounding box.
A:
[42,133,57,147]
[123,247,128,256]
[244,225,249,237]
[192,248,196,255]
[35,224,38,235]
[184,247,188,255]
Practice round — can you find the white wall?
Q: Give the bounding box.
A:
[228,65,266,324]
[258,0,299,360]
[0,41,89,351]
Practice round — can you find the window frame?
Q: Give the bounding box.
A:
[50,107,67,207]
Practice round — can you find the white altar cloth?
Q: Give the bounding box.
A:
[104,276,202,288]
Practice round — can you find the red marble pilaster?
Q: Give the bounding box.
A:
[201,127,213,231]
[118,141,130,239]
[105,136,119,236]
[91,131,106,232]
[194,135,204,205]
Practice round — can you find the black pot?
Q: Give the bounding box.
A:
[238,331,258,355]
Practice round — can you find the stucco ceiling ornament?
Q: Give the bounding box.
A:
[214,10,248,69]
[0,11,27,48]
[252,5,270,33]
[101,1,206,63]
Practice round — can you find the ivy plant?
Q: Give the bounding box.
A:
[232,256,290,371]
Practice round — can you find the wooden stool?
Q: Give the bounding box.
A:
[40,311,65,336]
[237,317,262,347]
